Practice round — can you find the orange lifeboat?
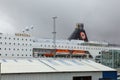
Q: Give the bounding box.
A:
[56,49,70,54]
[72,50,85,55]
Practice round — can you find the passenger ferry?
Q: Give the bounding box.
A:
[0,23,120,59]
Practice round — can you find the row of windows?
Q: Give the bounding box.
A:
[40,44,104,50]
[0,54,32,57]
[0,37,32,41]
[0,42,32,46]
[0,48,32,51]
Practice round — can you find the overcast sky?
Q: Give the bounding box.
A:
[0,0,120,44]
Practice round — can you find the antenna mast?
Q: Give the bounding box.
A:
[52,16,57,57]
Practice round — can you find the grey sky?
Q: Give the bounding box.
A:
[0,0,120,44]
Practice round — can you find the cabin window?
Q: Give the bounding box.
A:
[74,46,76,48]
[48,45,50,47]
[13,48,15,50]
[22,49,24,51]
[12,54,14,56]
[18,43,20,45]
[9,43,11,45]
[40,45,42,47]
[14,43,15,45]
[17,54,19,56]
[26,39,27,41]
[0,37,2,39]
[9,37,11,40]
[5,54,7,56]
[30,39,31,41]
[5,37,7,39]
[22,38,24,40]
[0,42,2,44]
[13,38,15,40]
[17,38,19,40]
[22,43,24,45]
[30,44,32,46]
[0,48,1,50]
[0,54,1,56]
[5,42,7,45]
[9,48,11,50]
[4,48,6,50]
[44,45,46,47]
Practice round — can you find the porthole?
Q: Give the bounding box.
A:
[5,37,7,39]
[12,54,14,56]
[52,45,54,47]
[5,42,7,44]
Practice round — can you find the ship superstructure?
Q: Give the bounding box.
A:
[0,23,120,59]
